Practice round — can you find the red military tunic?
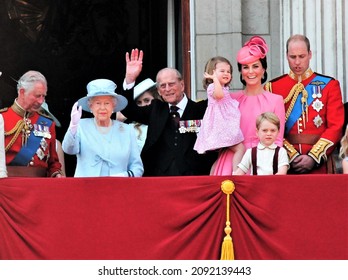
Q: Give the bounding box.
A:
[1,101,62,177]
[265,69,344,173]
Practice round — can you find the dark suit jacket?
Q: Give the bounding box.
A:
[121,90,217,176]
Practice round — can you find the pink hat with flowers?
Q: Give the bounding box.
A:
[236,36,269,64]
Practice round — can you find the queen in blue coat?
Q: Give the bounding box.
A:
[62,79,143,177]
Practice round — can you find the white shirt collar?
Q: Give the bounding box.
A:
[168,94,187,116]
[257,142,278,150]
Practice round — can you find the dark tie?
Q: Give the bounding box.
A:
[170,105,180,127]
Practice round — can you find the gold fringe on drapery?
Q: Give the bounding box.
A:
[220,180,235,260]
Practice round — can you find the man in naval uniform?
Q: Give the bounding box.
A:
[1,70,63,177]
[265,34,344,174]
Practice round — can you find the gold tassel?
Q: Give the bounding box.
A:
[220,180,235,260]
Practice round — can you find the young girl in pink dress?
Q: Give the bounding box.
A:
[194,56,245,174]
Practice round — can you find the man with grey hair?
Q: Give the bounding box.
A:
[0,70,64,177]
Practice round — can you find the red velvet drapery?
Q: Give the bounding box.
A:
[0,175,347,260]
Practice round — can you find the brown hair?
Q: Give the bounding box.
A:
[286,34,311,53]
[237,57,268,86]
[203,56,233,90]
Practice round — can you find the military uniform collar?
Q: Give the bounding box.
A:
[288,68,313,82]
[11,99,35,118]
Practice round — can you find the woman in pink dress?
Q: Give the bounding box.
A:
[212,36,285,175]
[194,56,245,173]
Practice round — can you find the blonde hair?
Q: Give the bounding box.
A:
[339,125,348,158]
[256,112,280,130]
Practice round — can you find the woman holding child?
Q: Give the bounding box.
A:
[212,36,286,175]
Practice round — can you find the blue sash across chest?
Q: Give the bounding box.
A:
[9,115,53,166]
[286,75,331,134]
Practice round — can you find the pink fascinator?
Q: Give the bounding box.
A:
[236,36,269,64]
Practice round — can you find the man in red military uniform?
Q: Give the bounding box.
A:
[1,70,63,177]
[265,34,344,174]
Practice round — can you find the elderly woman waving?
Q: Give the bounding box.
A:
[62,79,143,177]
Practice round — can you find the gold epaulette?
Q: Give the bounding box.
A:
[264,82,272,92]
[283,139,300,162]
[4,119,25,152]
[308,138,334,164]
[0,107,9,113]
[284,83,308,122]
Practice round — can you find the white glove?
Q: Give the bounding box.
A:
[69,101,82,135]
